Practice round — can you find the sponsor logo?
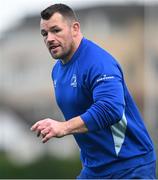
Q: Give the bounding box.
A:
[96,74,114,83]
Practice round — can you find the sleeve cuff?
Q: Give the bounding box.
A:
[80,111,99,131]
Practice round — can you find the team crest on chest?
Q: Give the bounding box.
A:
[70,74,77,87]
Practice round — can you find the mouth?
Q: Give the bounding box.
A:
[49,45,60,53]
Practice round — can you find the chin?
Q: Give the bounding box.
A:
[51,51,70,60]
[51,53,60,59]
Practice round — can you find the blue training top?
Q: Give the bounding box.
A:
[52,38,156,176]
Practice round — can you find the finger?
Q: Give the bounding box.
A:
[36,126,48,137]
[42,133,52,143]
[30,122,40,131]
[41,128,50,138]
[30,119,46,131]
[41,127,50,136]
[37,130,41,137]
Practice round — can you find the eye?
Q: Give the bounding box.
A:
[51,28,61,34]
[41,30,48,37]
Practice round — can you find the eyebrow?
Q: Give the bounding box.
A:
[41,25,60,31]
[49,25,60,30]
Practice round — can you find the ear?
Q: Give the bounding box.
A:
[71,22,80,37]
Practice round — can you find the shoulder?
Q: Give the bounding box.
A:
[81,38,122,74]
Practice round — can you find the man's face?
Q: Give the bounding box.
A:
[40,13,75,61]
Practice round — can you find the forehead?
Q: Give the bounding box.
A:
[40,12,68,29]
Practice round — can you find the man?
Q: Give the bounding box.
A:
[31,4,156,179]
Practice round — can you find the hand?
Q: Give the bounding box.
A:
[30,118,66,143]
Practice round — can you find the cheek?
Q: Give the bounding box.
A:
[61,35,72,47]
[65,38,73,50]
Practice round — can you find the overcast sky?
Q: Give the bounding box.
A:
[0,0,157,36]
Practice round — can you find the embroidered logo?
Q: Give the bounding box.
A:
[70,74,77,87]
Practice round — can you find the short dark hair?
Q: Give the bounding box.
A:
[41,3,78,22]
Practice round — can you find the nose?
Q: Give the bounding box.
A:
[46,32,55,43]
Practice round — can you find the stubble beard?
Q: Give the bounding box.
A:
[51,44,74,63]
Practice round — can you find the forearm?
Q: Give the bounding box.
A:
[64,116,88,135]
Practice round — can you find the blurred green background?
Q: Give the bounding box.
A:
[0,153,81,178]
[0,0,158,178]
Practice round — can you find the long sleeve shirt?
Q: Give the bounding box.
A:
[52,37,156,176]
